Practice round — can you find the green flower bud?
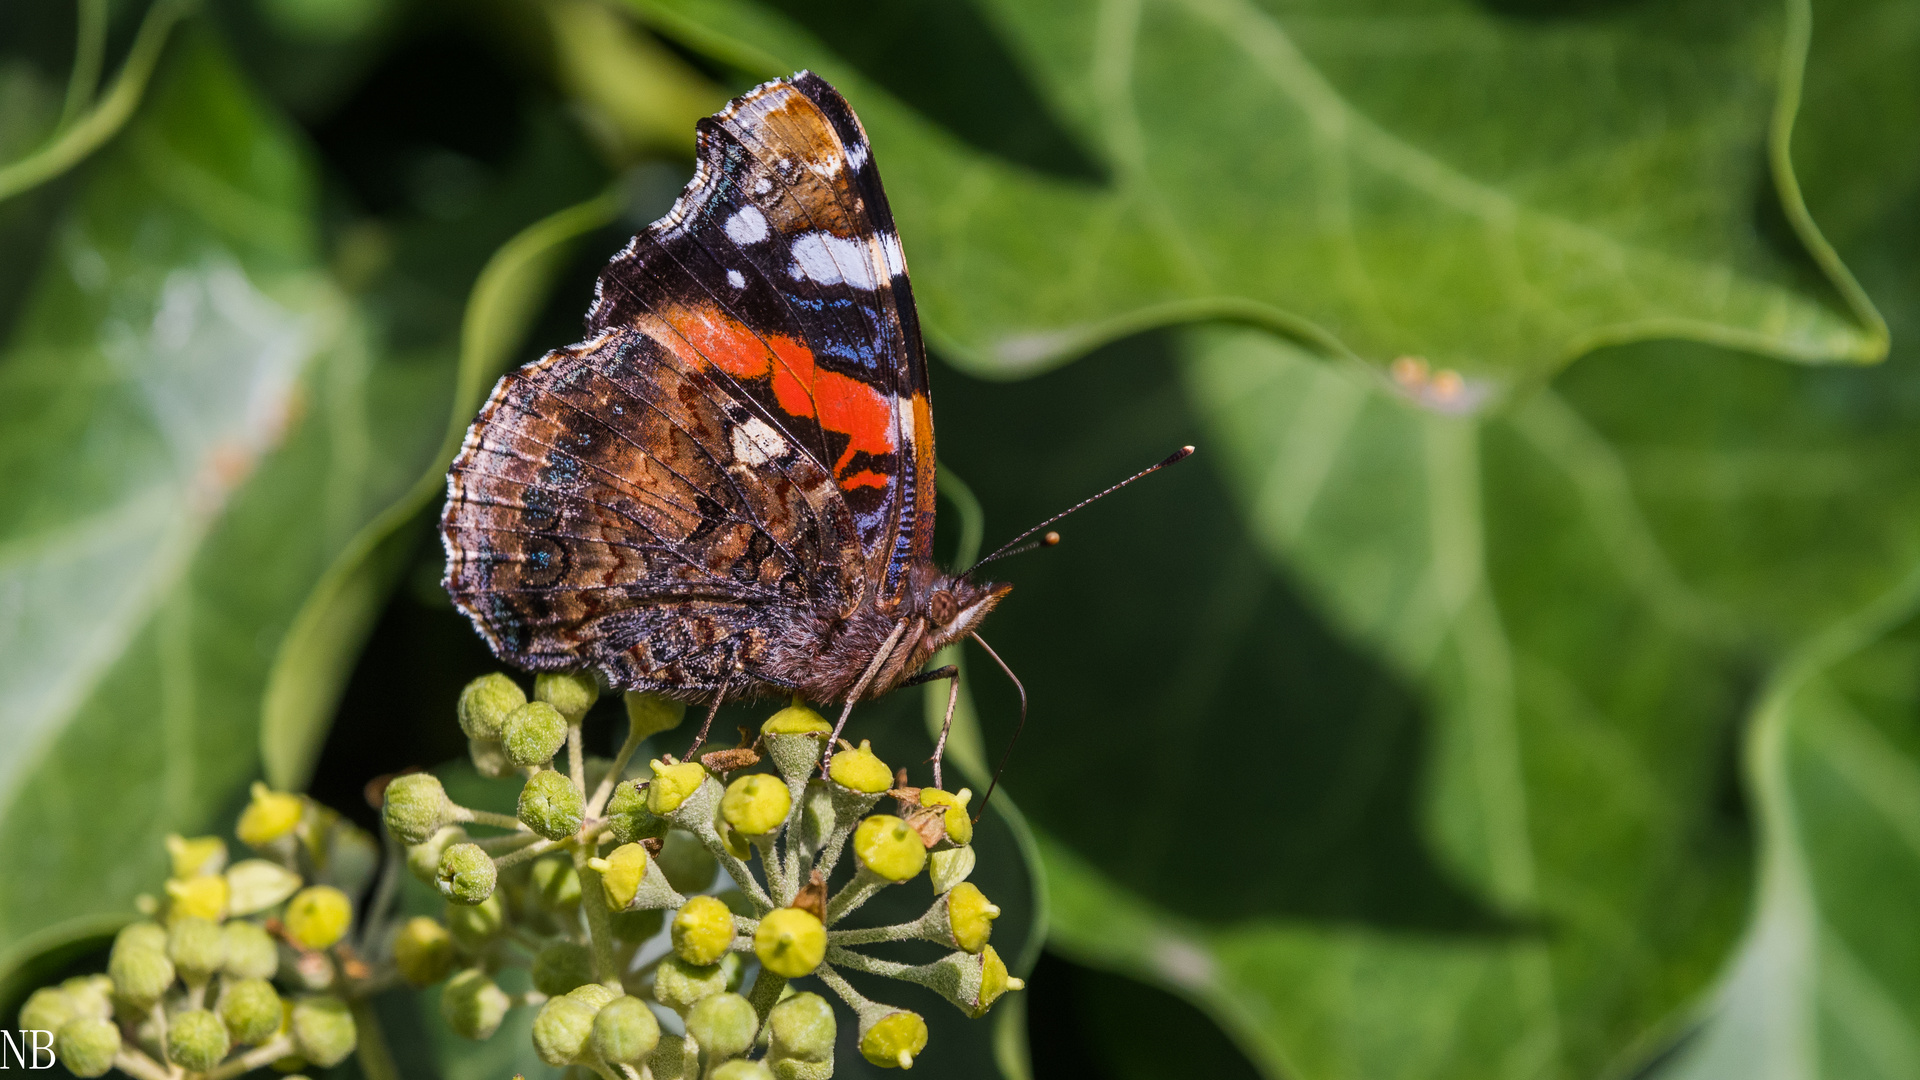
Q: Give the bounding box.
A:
[646,760,709,814]
[468,737,515,780]
[859,1009,927,1070]
[596,843,651,911]
[652,954,736,1014]
[767,991,835,1073]
[753,908,825,978]
[165,873,229,922]
[918,787,973,846]
[762,702,831,736]
[721,773,791,836]
[711,1060,775,1080]
[166,834,229,879]
[531,941,595,996]
[716,817,752,860]
[536,671,600,723]
[760,705,831,786]
[459,673,527,740]
[441,969,510,1040]
[436,843,498,905]
[649,1033,697,1080]
[445,892,505,948]
[529,855,582,909]
[56,1017,120,1078]
[929,845,976,894]
[609,907,665,943]
[236,783,306,848]
[19,987,74,1033]
[166,1008,230,1071]
[946,882,999,954]
[671,895,735,966]
[518,770,585,840]
[828,740,891,794]
[568,982,619,1010]
[798,781,835,857]
[109,945,174,1007]
[223,919,279,979]
[977,945,1022,1015]
[168,916,227,982]
[60,975,115,1022]
[854,815,926,883]
[504,701,569,767]
[657,829,718,894]
[225,858,303,917]
[220,977,283,1044]
[291,995,356,1067]
[381,773,453,845]
[532,995,598,1066]
[393,917,455,986]
[114,920,169,956]
[685,992,756,1062]
[407,826,468,885]
[284,886,353,950]
[626,692,687,741]
[606,780,669,844]
[591,996,660,1064]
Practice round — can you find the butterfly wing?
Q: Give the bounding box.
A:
[442,73,935,694]
[589,72,937,607]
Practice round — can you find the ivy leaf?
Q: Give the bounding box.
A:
[925,277,1920,1080]
[1641,3,1920,1076]
[0,30,437,975]
[626,0,1881,381]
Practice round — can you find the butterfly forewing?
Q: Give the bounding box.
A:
[443,73,939,699]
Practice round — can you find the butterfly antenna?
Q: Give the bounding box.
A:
[968,631,1025,822]
[962,445,1195,579]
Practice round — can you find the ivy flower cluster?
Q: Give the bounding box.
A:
[16,787,383,1079]
[17,671,1019,1079]
[387,671,1021,1078]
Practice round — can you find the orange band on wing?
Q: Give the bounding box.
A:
[838,470,890,490]
[648,302,899,480]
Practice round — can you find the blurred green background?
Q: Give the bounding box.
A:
[3,0,1919,1077]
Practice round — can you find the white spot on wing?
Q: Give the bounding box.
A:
[724,206,769,245]
[881,232,905,278]
[752,177,772,195]
[846,141,869,171]
[730,416,789,466]
[726,269,746,289]
[789,231,879,290]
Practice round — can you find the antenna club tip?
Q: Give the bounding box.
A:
[1041,531,1061,547]
[1182,444,1196,454]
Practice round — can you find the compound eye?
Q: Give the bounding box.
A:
[928,590,958,625]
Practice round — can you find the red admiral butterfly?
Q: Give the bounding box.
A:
[441,72,1187,783]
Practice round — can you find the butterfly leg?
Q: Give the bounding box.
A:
[685,676,730,760]
[905,665,961,791]
[821,620,911,777]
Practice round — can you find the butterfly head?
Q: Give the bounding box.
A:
[914,571,1011,657]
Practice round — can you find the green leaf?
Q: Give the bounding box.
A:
[917,255,1920,1079]
[0,29,434,974]
[626,0,1881,381]
[1638,4,1920,1077]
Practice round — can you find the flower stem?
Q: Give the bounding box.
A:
[348,999,400,1080]
[575,848,621,988]
[203,1035,295,1080]
[587,715,650,817]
